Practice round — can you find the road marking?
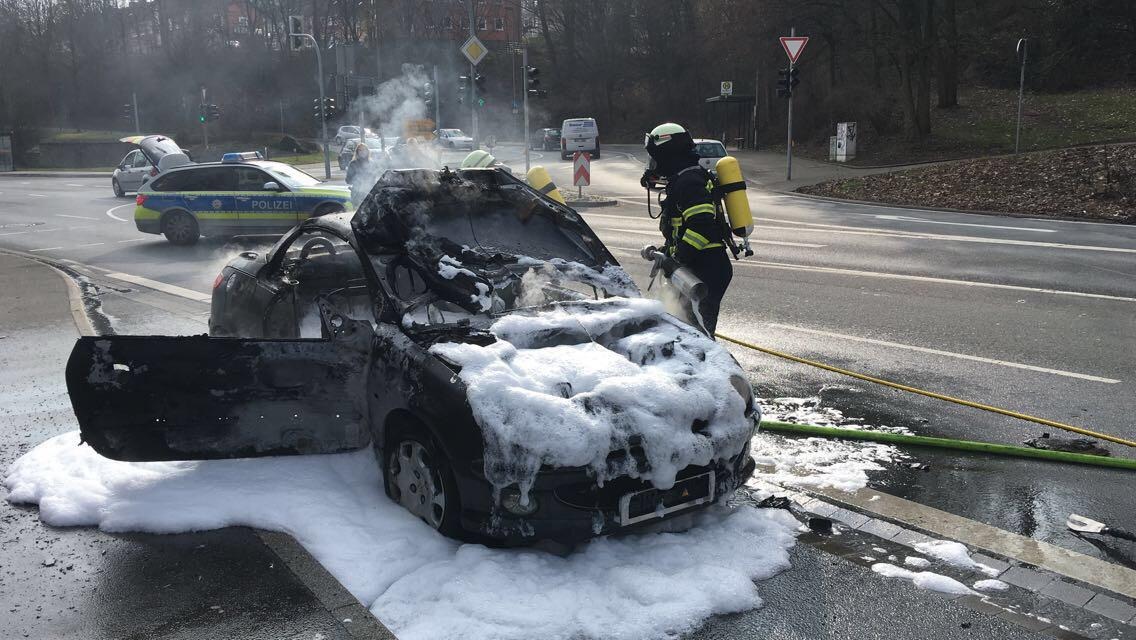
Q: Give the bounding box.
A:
[0,227,61,236]
[28,247,63,252]
[757,218,1136,254]
[66,183,83,187]
[875,214,1057,233]
[767,322,1120,383]
[27,193,47,197]
[72,242,105,248]
[606,227,825,248]
[106,203,132,222]
[103,271,212,302]
[56,214,96,220]
[742,260,1136,303]
[117,237,148,243]
[0,230,28,237]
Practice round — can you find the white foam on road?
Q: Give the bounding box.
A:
[747,397,909,492]
[914,540,1001,577]
[974,579,1010,592]
[6,432,798,640]
[871,563,976,596]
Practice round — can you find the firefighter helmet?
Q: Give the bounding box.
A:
[461,150,497,169]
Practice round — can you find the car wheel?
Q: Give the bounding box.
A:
[593,145,601,159]
[162,210,199,246]
[313,203,344,217]
[112,178,125,198]
[384,433,462,536]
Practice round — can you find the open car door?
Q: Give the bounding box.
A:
[66,299,373,462]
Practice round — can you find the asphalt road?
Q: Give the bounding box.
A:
[1,144,1134,566]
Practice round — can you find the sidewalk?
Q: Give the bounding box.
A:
[0,253,391,640]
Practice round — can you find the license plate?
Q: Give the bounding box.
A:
[618,471,715,526]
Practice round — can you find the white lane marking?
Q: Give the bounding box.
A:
[768,323,1120,384]
[606,227,825,248]
[28,247,63,252]
[117,237,148,243]
[0,227,62,236]
[72,242,105,248]
[56,214,96,220]
[757,218,1136,254]
[19,181,29,185]
[106,203,132,222]
[0,230,27,237]
[66,183,83,187]
[741,260,1136,304]
[874,214,1056,233]
[27,193,48,198]
[103,271,212,302]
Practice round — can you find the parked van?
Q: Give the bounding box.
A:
[560,118,600,160]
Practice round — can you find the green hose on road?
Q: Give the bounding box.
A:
[759,420,1136,472]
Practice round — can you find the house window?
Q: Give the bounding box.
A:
[476,17,486,31]
[494,17,504,31]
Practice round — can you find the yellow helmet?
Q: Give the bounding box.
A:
[461,150,496,169]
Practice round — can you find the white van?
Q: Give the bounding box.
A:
[560,118,600,160]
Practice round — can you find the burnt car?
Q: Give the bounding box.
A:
[66,168,758,545]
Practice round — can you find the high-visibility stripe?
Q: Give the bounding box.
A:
[681,203,715,220]
[681,228,722,250]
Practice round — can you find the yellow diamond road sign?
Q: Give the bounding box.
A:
[461,36,488,66]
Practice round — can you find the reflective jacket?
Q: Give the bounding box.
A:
[660,165,724,262]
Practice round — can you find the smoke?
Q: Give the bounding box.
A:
[344,64,445,204]
[648,269,699,329]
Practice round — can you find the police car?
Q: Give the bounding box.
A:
[134,152,352,245]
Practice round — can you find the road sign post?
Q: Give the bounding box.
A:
[573,151,590,198]
[461,4,487,149]
[523,47,531,173]
[1015,38,1028,155]
[779,31,808,181]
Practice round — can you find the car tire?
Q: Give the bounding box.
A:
[382,426,463,538]
[593,144,601,159]
[162,210,199,246]
[313,203,345,217]
[112,178,125,198]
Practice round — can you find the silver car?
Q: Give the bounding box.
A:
[112,135,191,197]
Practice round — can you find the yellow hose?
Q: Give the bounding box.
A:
[716,332,1136,449]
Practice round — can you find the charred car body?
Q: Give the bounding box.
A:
[67,168,758,545]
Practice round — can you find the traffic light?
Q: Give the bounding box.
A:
[288,16,304,51]
[206,104,221,122]
[122,103,135,121]
[777,67,800,98]
[323,97,336,120]
[198,103,208,123]
[457,74,469,105]
[525,66,547,99]
[423,82,435,111]
[474,73,487,106]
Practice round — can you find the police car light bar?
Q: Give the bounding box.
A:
[221,151,264,163]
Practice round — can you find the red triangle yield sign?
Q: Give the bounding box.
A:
[780,36,809,63]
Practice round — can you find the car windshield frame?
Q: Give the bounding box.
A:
[262,163,322,189]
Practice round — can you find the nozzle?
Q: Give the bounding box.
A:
[640,245,661,261]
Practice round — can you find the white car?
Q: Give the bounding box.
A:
[335,125,374,147]
[560,117,600,160]
[694,139,727,176]
[436,129,474,150]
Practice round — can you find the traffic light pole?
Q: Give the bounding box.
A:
[522,47,530,174]
[294,32,332,179]
[132,91,140,134]
[200,86,209,150]
[1015,38,1028,155]
[786,27,794,181]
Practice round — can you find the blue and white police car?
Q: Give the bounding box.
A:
[134,152,352,245]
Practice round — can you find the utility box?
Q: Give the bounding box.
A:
[828,136,838,161]
[836,122,857,162]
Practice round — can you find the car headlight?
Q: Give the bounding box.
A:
[500,487,539,516]
[729,374,755,417]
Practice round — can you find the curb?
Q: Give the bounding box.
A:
[567,198,619,209]
[773,189,1134,225]
[0,171,106,178]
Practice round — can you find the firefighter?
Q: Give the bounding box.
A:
[642,122,732,335]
